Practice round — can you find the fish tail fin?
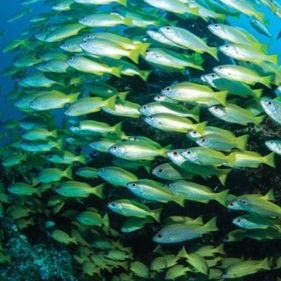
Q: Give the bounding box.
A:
[118,0,127,6]
[124,18,133,26]
[262,75,273,88]
[92,183,105,199]
[218,169,231,186]
[190,105,201,122]
[111,66,122,78]
[104,95,117,110]
[261,257,272,270]
[152,208,162,222]
[208,47,218,60]
[79,154,87,164]
[128,49,140,64]
[215,90,228,105]
[70,92,80,102]
[236,134,249,150]
[268,54,279,65]
[194,121,207,135]
[55,139,64,151]
[254,115,265,125]
[252,89,263,99]
[64,166,73,180]
[264,152,275,168]
[215,189,229,206]
[143,161,152,173]
[117,91,129,102]
[263,188,276,201]
[113,122,123,138]
[102,213,110,228]
[174,196,185,207]
[139,70,152,81]
[51,129,58,138]
[203,217,218,233]
[135,42,150,56]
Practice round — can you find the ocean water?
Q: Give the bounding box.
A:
[1,1,281,281]
[0,2,280,121]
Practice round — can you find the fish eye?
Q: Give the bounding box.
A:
[201,138,206,142]
[158,169,163,173]
[166,27,171,30]
[219,66,223,70]
[165,87,171,91]
[111,202,116,207]
[99,168,104,172]
[236,218,241,223]
[69,57,74,61]
[131,183,136,187]
[241,199,247,205]
[211,74,215,78]
[186,150,191,154]
[112,146,118,150]
[225,45,229,48]
[157,233,163,238]
[86,34,91,38]
[148,116,153,120]
[173,151,178,156]
[214,24,218,27]
[267,101,272,106]
[143,105,147,109]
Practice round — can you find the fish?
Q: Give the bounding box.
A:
[74,0,127,5]
[109,140,169,161]
[55,181,104,198]
[219,0,264,22]
[222,258,271,279]
[232,214,278,230]
[260,97,281,125]
[98,166,138,187]
[153,217,218,243]
[208,23,267,49]
[168,180,228,205]
[127,179,185,206]
[38,167,72,183]
[51,229,77,245]
[107,199,161,221]
[8,182,39,196]
[64,96,116,117]
[228,150,275,168]
[121,217,153,233]
[144,48,204,71]
[79,13,132,27]
[76,209,105,227]
[182,147,234,166]
[80,38,141,64]
[29,91,79,111]
[265,140,281,155]
[75,167,98,179]
[67,56,121,77]
[140,102,200,120]
[219,43,278,64]
[160,26,218,59]
[162,82,227,106]
[214,65,273,88]
[229,193,281,218]
[208,104,264,125]
[196,133,248,151]
[144,114,206,134]
[250,19,272,38]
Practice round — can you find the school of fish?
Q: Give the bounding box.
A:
[1,0,281,280]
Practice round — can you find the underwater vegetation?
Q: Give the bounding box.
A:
[1,0,281,280]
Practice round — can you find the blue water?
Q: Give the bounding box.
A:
[0,1,280,122]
